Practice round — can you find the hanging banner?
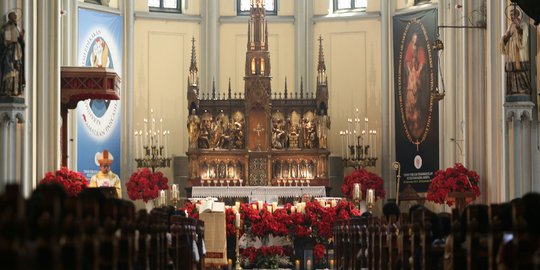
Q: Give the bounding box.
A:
[393,8,439,193]
[77,8,123,179]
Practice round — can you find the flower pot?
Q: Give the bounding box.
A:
[145,200,155,213]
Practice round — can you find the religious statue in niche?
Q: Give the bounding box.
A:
[302,111,317,149]
[501,7,531,96]
[287,111,301,149]
[316,110,331,149]
[0,11,25,97]
[231,111,245,149]
[198,112,212,149]
[271,111,287,149]
[213,111,232,149]
[187,109,200,149]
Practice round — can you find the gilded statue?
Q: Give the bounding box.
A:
[187,109,200,149]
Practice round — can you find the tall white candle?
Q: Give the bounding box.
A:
[353,183,360,200]
[369,130,373,158]
[340,131,344,158]
[361,130,366,157]
[374,130,377,158]
[367,189,375,205]
[143,118,148,146]
[160,118,163,146]
[171,184,178,199]
[364,118,368,139]
[139,130,144,157]
[235,212,241,228]
[345,130,350,159]
[159,190,166,206]
[134,131,138,159]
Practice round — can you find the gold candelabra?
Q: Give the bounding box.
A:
[339,109,377,168]
[134,109,171,172]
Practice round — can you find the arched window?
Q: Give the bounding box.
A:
[238,0,277,15]
[334,0,367,12]
[148,0,182,13]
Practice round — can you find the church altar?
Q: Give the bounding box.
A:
[191,186,326,200]
[184,1,331,190]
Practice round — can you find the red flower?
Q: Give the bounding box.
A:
[39,167,88,197]
[341,168,385,200]
[125,168,169,202]
[426,163,481,206]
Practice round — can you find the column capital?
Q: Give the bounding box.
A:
[0,101,27,124]
[504,101,535,122]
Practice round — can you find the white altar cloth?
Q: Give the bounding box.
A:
[191,186,326,201]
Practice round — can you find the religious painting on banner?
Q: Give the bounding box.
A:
[76,9,123,179]
[393,8,439,192]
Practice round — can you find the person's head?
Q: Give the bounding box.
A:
[411,33,418,45]
[97,150,114,174]
[510,8,521,24]
[8,12,16,22]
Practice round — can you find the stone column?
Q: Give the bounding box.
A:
[0,101,26,191]
[1,120,7,188]
[36,0,61,178]
[505,102,535,198]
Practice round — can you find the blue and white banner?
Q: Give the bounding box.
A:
[77,8,123,179]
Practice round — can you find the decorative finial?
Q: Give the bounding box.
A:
[300,77,304,98]
[284,77,288,99]
[228,78,232,99]
[212,78,216,100]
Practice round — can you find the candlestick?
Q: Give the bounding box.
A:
[235,224,242,270]
[228,259,233,270]
[330,259,335,270]
[295,259,301,270]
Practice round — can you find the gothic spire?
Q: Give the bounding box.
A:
[317,36,327,86]
[189,37,198,86]
[212,77,216,100]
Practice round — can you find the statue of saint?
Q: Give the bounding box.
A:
[0,11,25,96]
[501,8,531,95]
[316,111,331,149]
[187,109,200,149]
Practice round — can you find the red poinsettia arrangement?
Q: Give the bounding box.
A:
[126,168,168,202]
[39,167,88,197]
[240,246,292,269]
[426,163,481,206]
[341,168,386,200]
